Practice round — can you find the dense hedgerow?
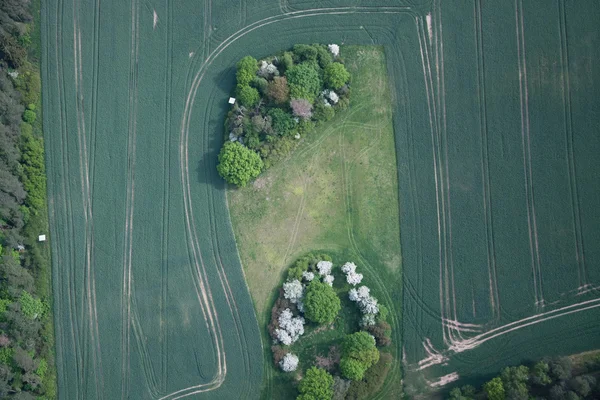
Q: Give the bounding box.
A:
[217,43,351,186]
[0,0,57,397]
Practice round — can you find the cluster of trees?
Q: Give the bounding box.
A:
[0,1,56,398]
[449,355,600,400]
[269,253,394,400]
[217,43,352,187]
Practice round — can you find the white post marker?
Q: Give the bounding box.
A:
[38,235,46,242]
[228,97,236,105]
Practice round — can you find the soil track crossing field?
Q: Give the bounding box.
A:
[41,0,600,397]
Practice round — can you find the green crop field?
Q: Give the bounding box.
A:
[41,0,600,398]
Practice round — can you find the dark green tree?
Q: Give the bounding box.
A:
[286,62,322,102]
[268,108,296,136]
[531,361,552,386]
[303,280,340,324]
[217,142,263,187]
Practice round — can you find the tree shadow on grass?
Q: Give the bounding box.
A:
[196,70,235,188]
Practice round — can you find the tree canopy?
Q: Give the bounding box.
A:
[303,280,340,324]
[217,141,263,187]
[286,62,322,102]
[297,367,334,400]
[340,331,380,380]
[323,62,350,89]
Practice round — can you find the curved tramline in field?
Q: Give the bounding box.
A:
[41,0,600,398]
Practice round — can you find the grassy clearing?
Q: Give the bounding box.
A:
[228,45,402,398]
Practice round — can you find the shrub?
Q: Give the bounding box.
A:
[314,102,335,122]
[304,280,340,324]
[216,142,263,187]
[22,109,36,124]
[236,84,260,108]
[290,98,313,119]
[483,377,505,400]
[283,280,304,304]
[286,62,322,102]
[236,55,258,85]
[251,76,269,94]
[297,367,334,400]
[314,44,333,69]
[26,103,35,111]
[340,358,367,381]
[293,44,318,62]
[267,76,290,104]
[19,291,44,319]
[324,63,350,89]
[365,320,391,347]
[345,353,392,400]
[280,51,294,72]
[268,108,296,136]
[340,332,379,381]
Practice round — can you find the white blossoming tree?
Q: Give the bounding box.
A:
[328,44,340,57]
[323,274,334,286]
[341,262,357,274]
[317,260,333,276]
[346,272,363,286]
[302,271,315,282]
[277,308,305,344]
[360,296,379,315]
[280,353,299,372]
[283,279,304,303]
[360,314,377,327]
[275,328,292,345]
[357,285,370,299]
[349,288,360,302]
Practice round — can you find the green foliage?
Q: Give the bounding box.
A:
[22,109,36,123]
[287,253,332,280]
[0,347,14,365]
[341,331,379,380]
[217,142,263,187]
[532,361,552,386]
[236,55,258,85]
[483,377,505,400]
[286,62,322,102]
[297,367,334,400]
[303,280,341,324]
[36,358,47,381]
[314,44,333,69]
[313,102,335,122]
[340,358,367,381]
[268,108,296,136]
[19,291,44,319]
[500,365,529,399]
[251,76,269,95]
[345,353,393,400]
[293,44,318,62]
[549,357,573,381]
[236,84,260,108]
[14,69,41,105]
[20,128,46,213]
[0,299,11,316]
[280,51,294,72]
[324,63,350,89]
[448,385,476,400]
[27,103,35,111]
